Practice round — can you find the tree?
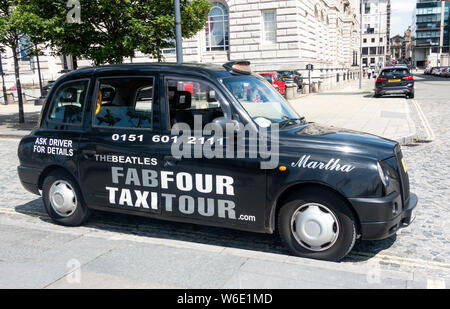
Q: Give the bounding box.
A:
[19,0,211,65]
[0,0,36,123]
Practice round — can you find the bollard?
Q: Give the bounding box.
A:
[302,83,308,94]
[22,93,27,104]
[6,93,14,104]
[285,83,296,100]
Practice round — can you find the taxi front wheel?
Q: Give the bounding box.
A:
[42,170,91,226]
[278,188,357,261]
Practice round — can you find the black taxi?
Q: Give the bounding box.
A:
[17,61,418,261]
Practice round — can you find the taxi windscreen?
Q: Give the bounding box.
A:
[222,75,299,127]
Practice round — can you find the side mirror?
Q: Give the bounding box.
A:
[211,117,239,132]
[207,90,217,102]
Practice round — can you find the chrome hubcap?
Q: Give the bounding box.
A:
[291,203,339,252]
[49,180,77,217]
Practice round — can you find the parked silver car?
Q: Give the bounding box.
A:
[441,67,450,77]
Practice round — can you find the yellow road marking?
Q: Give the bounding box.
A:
[349,253,450,272]
[351,251,450,268]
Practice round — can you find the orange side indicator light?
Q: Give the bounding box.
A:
[279,166,287,172]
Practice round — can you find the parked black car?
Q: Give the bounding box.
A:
[17,61,417,261]
[375,66,414,98]
[278,70,303,91]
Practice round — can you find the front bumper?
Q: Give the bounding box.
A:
[349,192,418,240]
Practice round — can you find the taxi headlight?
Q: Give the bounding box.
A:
[377,161,389,187]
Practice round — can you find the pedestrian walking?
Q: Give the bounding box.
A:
[368,69,372,79]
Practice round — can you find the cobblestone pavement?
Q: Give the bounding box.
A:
[0,73,448,288]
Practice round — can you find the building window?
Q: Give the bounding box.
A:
[362,47,368,55]
[380,37,383,43]
[364,2,370,14]
[370,58,375,64]
[205,2,229,51]
[263,10,276,44]
[363,38,367,43]
[19,36,31,61]
[370,47,377,55]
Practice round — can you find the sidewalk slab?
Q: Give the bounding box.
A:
[288,80,417,144]
[0,104,41,138]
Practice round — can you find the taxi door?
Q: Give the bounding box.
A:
[156,75,267,233]
[78,74,163,215]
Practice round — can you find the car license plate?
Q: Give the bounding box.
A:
[388,79,401,82]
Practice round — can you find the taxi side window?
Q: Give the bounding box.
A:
[48,80,88,124]
[94,77,154,129]
[167,79,225,129]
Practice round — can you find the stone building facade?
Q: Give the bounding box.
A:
[390,27,413,64]
[0,0,361,92]
[161,0,362,89]
[360,0,391,70]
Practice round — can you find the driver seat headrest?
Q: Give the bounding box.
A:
[60,87,78,102]
[172,91,192,110]
[101,87,116,103]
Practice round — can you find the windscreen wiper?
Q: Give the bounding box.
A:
[279,116,306,129]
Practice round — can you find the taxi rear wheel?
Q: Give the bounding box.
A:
[278,188,356,261]
[42,170,91,226]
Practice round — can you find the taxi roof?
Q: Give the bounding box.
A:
[60,62,238,81]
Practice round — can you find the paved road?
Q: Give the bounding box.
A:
[0,74,449,288]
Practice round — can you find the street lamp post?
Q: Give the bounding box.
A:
[63,54,68,71]
[36,53,43,97]
[0,52,7,105]
[174,0,183,64]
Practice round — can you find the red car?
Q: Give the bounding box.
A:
[259,72,286,95]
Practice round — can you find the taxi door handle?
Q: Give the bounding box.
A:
[163,155,180,167]
[82,150,96,159]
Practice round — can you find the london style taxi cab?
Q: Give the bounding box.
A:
[17,61,418,261]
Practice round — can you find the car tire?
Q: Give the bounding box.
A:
[42,169,91,226]
[409,93,414,99]
[278,188,357,261]
[374,93,381,98]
